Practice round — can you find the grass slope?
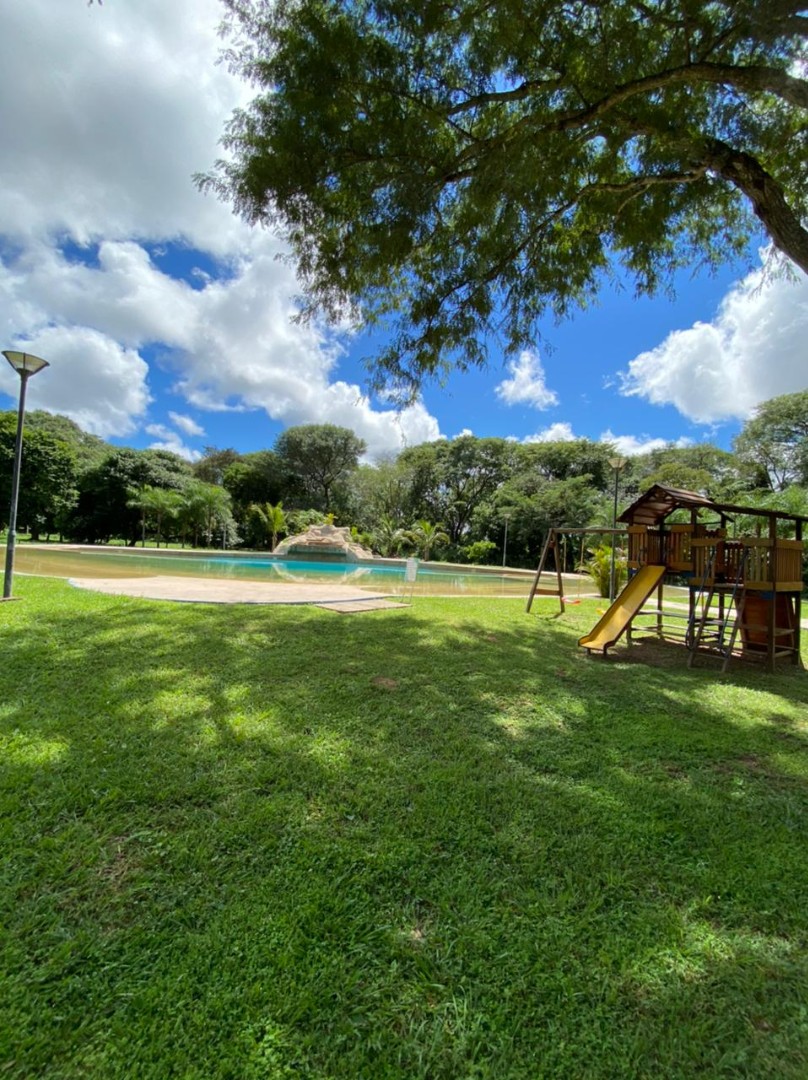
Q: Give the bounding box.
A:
[1,577,807,1079]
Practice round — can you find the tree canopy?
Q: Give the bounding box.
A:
[733,389,808,490]
[275,423,367,510]
[0,416,78,540]
[205,0,808,397]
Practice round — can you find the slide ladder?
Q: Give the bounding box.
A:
[578,564,666,656]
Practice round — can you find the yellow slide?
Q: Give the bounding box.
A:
[578,564,666,655]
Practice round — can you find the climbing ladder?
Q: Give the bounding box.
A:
[687,545,748,672]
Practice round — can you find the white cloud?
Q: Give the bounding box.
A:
[169,412,206,437]
[521,423,692,454]
[495,350,559,409]
[0,0,251,255]
[600,429,693,457]
[620,256,808,422]
[0,3,443,461]
[524,422,577,443]
[0,324,150,439]
[146,432,202,463]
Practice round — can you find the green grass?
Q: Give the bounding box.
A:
[1,577,807,1079]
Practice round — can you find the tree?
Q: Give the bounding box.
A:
[247,501,287,551]
[0,417,78,540]
[223,451,287,519]
[275,424,366,511]
[189,483,233,547]
[371,515,410,557]
[633,443,740,497]
[408,520,450,561]
[205,0,808,398]
[733,390,808,491]
[514,439,615,490]
[127,485,184,547]
[400,436,516,544]
[67,449,191,544]
[193,446,241,486]
[17,410,111,472]
[347,458,414,530]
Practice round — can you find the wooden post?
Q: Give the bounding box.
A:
[794,520,803,667]
[768,513,777,673]
[555,534,565,610]
[527,530,564,614]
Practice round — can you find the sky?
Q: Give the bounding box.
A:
[1,0,806,465]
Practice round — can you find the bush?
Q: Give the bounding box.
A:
[581,544,627,598]
[461,540,498,565]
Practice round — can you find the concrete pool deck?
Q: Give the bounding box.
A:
[68,575,406,611]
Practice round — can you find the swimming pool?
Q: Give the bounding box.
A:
[14,544,542,598]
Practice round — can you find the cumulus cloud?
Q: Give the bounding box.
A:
[600,430,693,457]
[523,422,692,455]
[145,424,202,462]
[0,0,250,254]
[524,422,577,443]
[620,257,808,422]
[495,350,559,409]
[169,412,206,437]
[0,324,150,439]
[0,1,443,460]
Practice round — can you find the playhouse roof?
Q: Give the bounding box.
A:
[618,485,718,526]
[618,484,808,528]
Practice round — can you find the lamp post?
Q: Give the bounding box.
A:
[2,351,50,600]
[607,455,627,602]
[502,510,512,568]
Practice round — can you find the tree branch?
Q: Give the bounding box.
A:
[702,139,808,274]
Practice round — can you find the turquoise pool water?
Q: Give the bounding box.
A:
[15,545,538,597]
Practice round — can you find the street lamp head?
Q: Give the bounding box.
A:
[2,349,49,600]
[3,350,49,378]
[608,455,628,471]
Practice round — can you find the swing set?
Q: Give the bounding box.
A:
[526,527,625,613]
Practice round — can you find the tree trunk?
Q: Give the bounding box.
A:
[706,141,808,275]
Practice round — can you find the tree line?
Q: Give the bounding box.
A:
[0,390,806,569]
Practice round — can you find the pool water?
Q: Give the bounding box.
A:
[14,545,542,598]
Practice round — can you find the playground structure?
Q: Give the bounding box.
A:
[530,485,806,672]
[526,527,624,613]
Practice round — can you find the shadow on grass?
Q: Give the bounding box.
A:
[1,580,807,1079]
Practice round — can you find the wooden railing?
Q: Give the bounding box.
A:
[742,538,804,591]
[630,529,804,591]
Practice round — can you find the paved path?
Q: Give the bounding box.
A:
[69,575,404,609]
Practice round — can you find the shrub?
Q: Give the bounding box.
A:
[461,540,498,565]
[581,543,627,598]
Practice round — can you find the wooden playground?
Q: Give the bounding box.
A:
[527,485,806,672]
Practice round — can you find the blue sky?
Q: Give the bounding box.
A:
[1,0,806,464]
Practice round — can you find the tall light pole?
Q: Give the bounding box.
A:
[502,510,513,568]
[2,351,50,600]
[608,456,627,602]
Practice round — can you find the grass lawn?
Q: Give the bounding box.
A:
[1,576,807,1079]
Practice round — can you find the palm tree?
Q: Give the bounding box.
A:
[126,485,183,547]
[178,482,232,548]
[371,515,409,557]
[248,501,287,551]
[148,488,183,548]
[126,485,152,547]
[408,519,449,561]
